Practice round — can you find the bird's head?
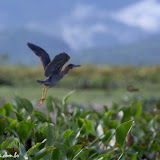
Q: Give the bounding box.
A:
[62,64,81,76]
[67,64,81,69]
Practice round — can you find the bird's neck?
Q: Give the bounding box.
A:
[61,66,71,76]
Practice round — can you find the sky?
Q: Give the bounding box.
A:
[0,0,160,50]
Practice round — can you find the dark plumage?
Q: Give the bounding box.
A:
[44,52,70,77]
[27,43,51,69]
[27,42,81,104]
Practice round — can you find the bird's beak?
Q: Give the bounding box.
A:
[74,65,81,67]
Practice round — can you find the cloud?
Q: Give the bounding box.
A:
[0,11,9,31]
[112,0,160,32]
[72,4,94,20]
[59,4,108,50]
[26,21,60,37]
[23,2,160,50]
[25,4,108,50]
[24,3,154,50]
[62,23,107,50]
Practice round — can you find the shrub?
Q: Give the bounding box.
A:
[0,92,159,159]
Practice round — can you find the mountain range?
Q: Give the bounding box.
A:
[0,29,160,66]
[0,30,70,65]
[73,35,160,65]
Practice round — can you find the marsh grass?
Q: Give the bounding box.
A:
[1,65,160,109]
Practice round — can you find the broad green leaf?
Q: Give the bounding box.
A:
[62,90,75,105]
[72,148,89,160]
[95,150,116,160]
[46,96,54,113]
[9,119,18,130]
[5,117,14,123]
[33,110,48,122]
[35,131,47,144]
[74,108,81,117]
[108,120,119,129]
[0,118,7,135]
[67,131,80,146]
[35,148,51,160]
[115,120,134,147]
[0,107,6,116]
[54,141,67,154]
[122,107,132,122]
[17,121,35,140]
[68,145,83,156]
[78,118,85,128]
[62,129,75,146]
[62,129,73,139]
[85,120,96,136]
[103,110,112,125]
[13,109,24,122]
[1,137,19,149]
[131,154,137,160]
[1,137,17,149]
[19,98,33,114]
[131,102,142,118]
[81,111,92,118]
[14,96,23,111]
[26,139,47,157]
[101,130,113,144]
[6,128,26,156]
[40,123,54,145]
[4,102,13,116]
[1,137,14,149]
[51,148,62,160]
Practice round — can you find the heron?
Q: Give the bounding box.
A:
[27,42,81,105]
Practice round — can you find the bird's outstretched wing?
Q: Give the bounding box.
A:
[27,43,51,69]
[45,52,70,77]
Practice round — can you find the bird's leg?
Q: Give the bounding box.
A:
[44,87,48,99]
[39,86,46,105]
[42,87,46,98]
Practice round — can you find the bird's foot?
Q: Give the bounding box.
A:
[39,98,45,105]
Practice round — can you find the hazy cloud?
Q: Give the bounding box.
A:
[113,0,160,32]
[72,4,94,20]
[0,11,9,30]
[62,24,107,49]
[25,4,109,50]
[2,1,159,50]
[26,21,60,37]
[60,4,108,50]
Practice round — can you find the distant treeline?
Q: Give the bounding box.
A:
[0,65,160,89]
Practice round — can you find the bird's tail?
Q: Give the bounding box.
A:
[37,80,45,84]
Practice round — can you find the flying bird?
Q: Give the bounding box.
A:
[27,43,81,105]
